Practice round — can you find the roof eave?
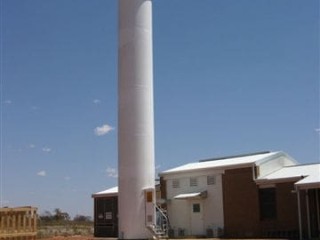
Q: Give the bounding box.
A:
[296,182,320,190]
[159,162,255,177]
[256,176,303,185]
[92,193,118,198]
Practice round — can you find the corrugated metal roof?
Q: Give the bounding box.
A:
[92,186,118,198]
[160,151,280,175]
[257,163,320,189]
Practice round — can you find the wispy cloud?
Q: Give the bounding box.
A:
[42,147,52,152]
[106,167,118,178]
[4,100,12,104]
[64,176,71,181]
[93,99,101,104]
[94,124,114,136]
[315,128,320,134]
[29,144,36,149]
[37,170,46,177]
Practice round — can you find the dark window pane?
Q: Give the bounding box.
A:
[193,203,200,213]
[259,188,277,220]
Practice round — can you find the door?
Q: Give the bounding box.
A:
[94,197,118,237]
[190,201,204,236]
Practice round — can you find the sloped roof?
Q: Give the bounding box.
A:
[160,151,282,175]
[257,163,320,189]
[92,186,118,198]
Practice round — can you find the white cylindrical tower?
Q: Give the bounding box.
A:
[118,0,155,239]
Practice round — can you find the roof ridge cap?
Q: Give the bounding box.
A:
[199,151,272,162]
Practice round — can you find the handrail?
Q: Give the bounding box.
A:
[154,204,169,235]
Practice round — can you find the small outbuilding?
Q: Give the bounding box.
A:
[92,187,118,238]
[92,183,163,238]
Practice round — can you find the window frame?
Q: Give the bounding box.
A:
[172,179,180,188]
[207,175,216,185]
[190,177,198,187]
[192,203,201,213]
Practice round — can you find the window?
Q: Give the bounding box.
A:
[172,179,180,188]
[193,203,201,213]
[259,188,277,220]
[207,175,215,185]
[190,177,198,187]
[146,191,153,202]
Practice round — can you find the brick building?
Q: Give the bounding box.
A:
[159,151,320,239]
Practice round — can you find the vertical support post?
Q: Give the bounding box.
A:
[118,0,155,239]
[0,214,3,233]
[296,187,303,240]
[306,189,311,239]
[6,212,10,232]
[316,189,320,238]
[23,212,26,230]
[33,209,37,234]
[17,213,21,233]
[12,213,16,231]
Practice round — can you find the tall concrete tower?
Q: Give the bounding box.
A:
[118,0,155,239]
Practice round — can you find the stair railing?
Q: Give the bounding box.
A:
[155,204,169,237]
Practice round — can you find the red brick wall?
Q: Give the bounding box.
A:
[274,182,298,229]
[222,167,260,237]
[222,167,301,238]
[258,182,300,238]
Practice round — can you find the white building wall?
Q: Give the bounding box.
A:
[167,200,189,234]
[164,169,224,236]
[203,174,224,230]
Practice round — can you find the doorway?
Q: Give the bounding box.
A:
[190,201,204,236]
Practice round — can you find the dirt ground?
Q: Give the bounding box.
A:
[39,236,100,240]
[39,238,281,240]
[40,237,96,240]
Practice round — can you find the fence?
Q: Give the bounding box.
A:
[0,206,37,240]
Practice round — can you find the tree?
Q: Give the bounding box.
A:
[53,208,70,221]
[39,210,53,222]
[73,214,92,222]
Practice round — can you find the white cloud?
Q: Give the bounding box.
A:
[94,124,114,136]
[93,99,101,104]
[106,167,118,178]
[4,100,12,104]
[64,176,71,181]
[37,170,46,177]
[29,144,36,149]
[315,128,320,134]
[42,147,52,152]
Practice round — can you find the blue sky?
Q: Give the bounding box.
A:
[0,0,319,217]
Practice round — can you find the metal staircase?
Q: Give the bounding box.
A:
[147,204,170,239]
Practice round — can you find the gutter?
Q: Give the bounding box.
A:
[255,176,304,185]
